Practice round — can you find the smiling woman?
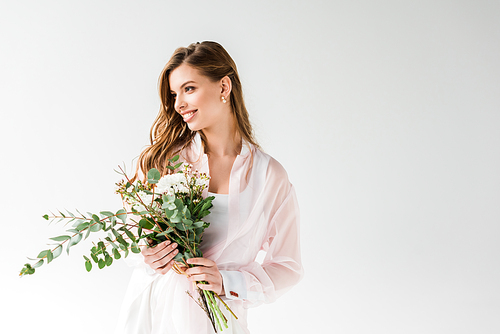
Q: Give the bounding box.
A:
[170,64,231,132]
[115,41,303,334]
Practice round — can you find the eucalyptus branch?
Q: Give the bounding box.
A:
[118,165,164,233]
[20,156,235,332]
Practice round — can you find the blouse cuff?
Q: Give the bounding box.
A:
[220,270,247,300]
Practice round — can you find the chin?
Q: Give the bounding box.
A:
[186,122,201,132]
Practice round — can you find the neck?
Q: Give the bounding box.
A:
[202,117,241,157]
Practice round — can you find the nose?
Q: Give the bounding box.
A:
[174,95,185,113]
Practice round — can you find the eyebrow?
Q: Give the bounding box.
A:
[171,80,196,93]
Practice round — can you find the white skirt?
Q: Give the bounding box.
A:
[114,268,248,334]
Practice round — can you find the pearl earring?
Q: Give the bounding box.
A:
[221,96,227,103]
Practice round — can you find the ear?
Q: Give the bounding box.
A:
[220,76,232,97]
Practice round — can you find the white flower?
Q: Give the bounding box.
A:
[156,173,188,194]
[195,176,209,188]
[132,191,154,212]
[174,183,189,194]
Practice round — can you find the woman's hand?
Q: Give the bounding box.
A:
[185,258,225,296]
[141,240,179,275]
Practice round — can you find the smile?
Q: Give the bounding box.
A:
[182,110,197,122]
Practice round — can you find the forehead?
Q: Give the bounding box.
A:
[169,63,209,91]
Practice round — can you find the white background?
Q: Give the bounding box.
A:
[1,1,499,333]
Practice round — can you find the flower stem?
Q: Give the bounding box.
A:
[204,289,222,332]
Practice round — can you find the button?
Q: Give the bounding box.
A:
[230,291,239,298]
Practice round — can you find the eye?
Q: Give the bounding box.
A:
[185,86,195,93]
[171,93,177,99]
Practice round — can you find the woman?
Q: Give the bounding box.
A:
[115,41,303,334]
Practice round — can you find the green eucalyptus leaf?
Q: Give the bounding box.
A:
[107,238,119,250]
[113,248,121,260]
[92,214,100,223]
[72,233,83,245]
[100,211,114,219]
[131,242,140,254]
[53,245,63,259]
[171,213,181,223]
[33,259,44,269]
[76,222,90,231]
[72,219,85,227]
[37,250,49,258]
[139,218,154,230]
[97,241,106,251]
[98,259,105,269]
[111,228,121,239]
[147,168,161,184]
[116,209,127,224]
[89,222,102,232]
[117,236,129,248]
[184,208,191,219]
[105,254,113,266]
[49,235,71,242]
[43,214,49,220]
[121,228,136,242]
[84,227,91,240]
[162,194,174,203]
[85,260,92,272]
[19,264,33,276]
[46,250,54,264]
[66,233,83,255]
[193,221,205,228]
[157,228,173,237]
[174,198,183,209]
[163,207,174,218]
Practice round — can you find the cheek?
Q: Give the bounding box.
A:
[199,92,220,109]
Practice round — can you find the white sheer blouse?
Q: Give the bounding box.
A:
[114,134,303,334]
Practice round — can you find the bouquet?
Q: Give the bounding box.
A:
[19,155,236,332]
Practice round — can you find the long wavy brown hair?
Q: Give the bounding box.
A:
[134,41,259,179]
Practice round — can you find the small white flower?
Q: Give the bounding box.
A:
[156,173,188,194]
[132,191,154,212]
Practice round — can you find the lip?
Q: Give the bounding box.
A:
[180,109,197,122]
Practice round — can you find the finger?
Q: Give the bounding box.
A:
[185,266,202,276]
[157,260,175,275]
[197,283,217,291]
[153,247,179,268]
[188,273,218,283]
[186,257,215,267]
[148,243,178,266]
[141,240,170,256]
[188,273,207,281]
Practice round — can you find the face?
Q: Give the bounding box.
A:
[169,63,226,132]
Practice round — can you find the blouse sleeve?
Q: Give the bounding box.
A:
[221,160,303,308]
